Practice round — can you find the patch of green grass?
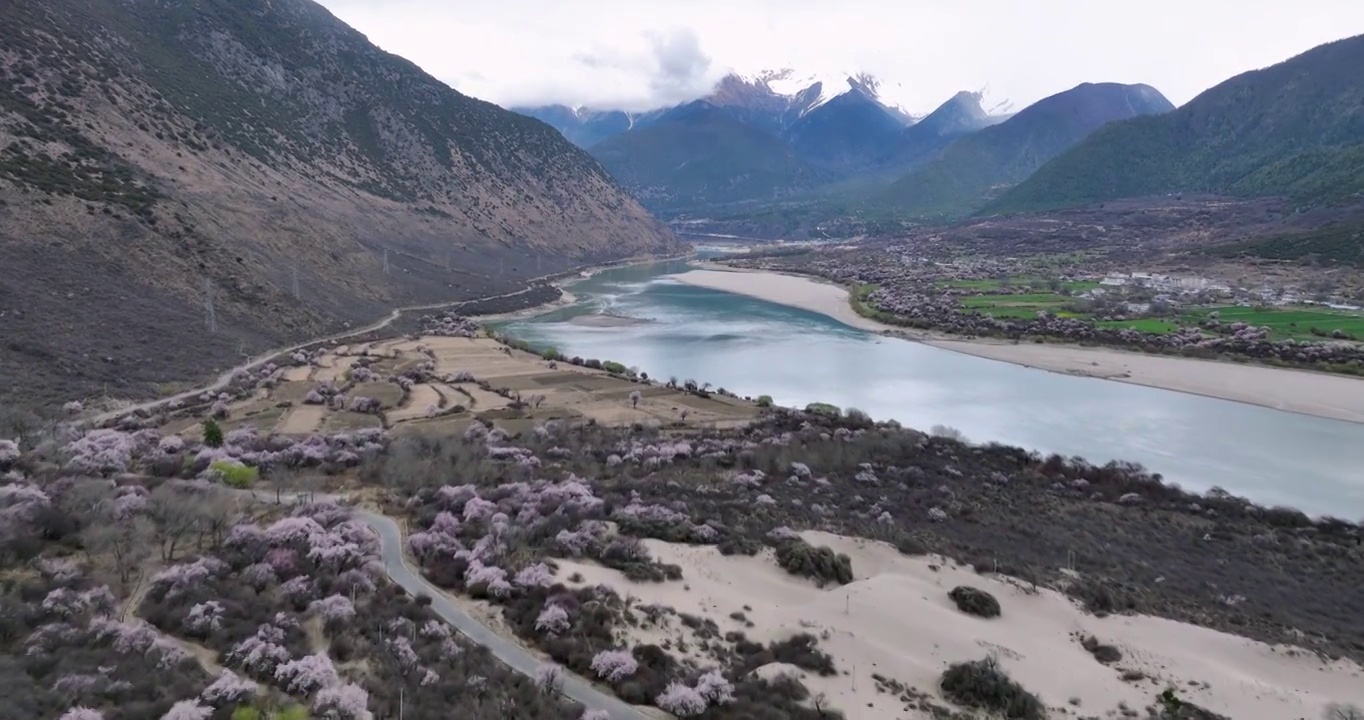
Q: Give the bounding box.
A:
[210,460,258,488]
[958,291,1074,320]
[1095,306,1364,342]
[1095,318,1183,334]
[1189,306,1364,341]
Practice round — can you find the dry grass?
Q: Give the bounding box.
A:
[159,333,758,440]
[275,404,329,435]
[320,411,384,433]
[350,381,405,408]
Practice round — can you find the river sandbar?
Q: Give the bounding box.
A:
[670,267,1364,424]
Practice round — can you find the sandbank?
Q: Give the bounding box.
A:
[670,268,1364,424]
[555,531,1364,720]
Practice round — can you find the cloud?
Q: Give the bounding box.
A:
[316,0,1364,114]
[548,28,717,109]
[645,28,715,104]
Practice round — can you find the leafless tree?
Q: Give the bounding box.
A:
[146,482,203,562]
[296,472,324,504]
[0,405,45,450]
[192,488,240,551]
[813,692,832,717]
[629,390,641,409]
[271,467,298,504]
[59,479,116,519]
[83,517,153,589]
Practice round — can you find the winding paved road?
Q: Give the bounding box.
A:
[236,488,645,719]
[356,510,649,719]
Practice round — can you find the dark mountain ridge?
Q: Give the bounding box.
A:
[876,90,1007,174]
[993,33,1364,212]
[587,100,820,214]
[786,76,912,173]
[882,82,1174,216]
[0,0,677,406]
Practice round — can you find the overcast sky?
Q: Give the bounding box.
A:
[318,0,1364,114]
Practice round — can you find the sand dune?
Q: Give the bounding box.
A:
[670,268,1364,424]
[556,531,1364,720]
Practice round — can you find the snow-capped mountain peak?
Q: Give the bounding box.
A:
[760,69,854,110]
[722,68,920,122]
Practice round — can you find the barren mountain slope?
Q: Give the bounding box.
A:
[0,0,678,407]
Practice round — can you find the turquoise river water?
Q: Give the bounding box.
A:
[496,260,1364,517]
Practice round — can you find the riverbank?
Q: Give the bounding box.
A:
[671,267,1364,425]
[474,251,693,322]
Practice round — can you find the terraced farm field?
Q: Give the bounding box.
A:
[161,333,759,442]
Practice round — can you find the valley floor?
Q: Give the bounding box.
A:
[671,268,1364,424]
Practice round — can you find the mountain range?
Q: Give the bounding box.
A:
[993,34,1364,213]
[883,82,1174,216]
[517,72,1009,215]
[0,0,678,406]
[514,73,1171,218]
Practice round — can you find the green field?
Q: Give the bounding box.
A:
[1193,306,1364,341]
[957,291,1080,319]
[955,290,1364,341]
[1100,306,1364,341]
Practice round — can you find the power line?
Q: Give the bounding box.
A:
[204,278,216,334]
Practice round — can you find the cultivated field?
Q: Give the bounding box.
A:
[945,283,1364,341]
[168,334,758,440]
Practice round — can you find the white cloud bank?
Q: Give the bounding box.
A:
[318,0,1364,113]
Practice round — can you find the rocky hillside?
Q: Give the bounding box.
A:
[0,0,678,407]
[993,33,1364,213]
[882,83,1174,217]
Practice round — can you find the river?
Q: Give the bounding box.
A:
[495,260,1364,517]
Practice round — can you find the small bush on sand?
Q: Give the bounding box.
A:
[769,633,837,676]
[1069,576,1140,616]
[939,657,1045,720]
[774,539,853,587]
[1080,635,1122,664]
[895,534,928,556]
[949,586,1001,618]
